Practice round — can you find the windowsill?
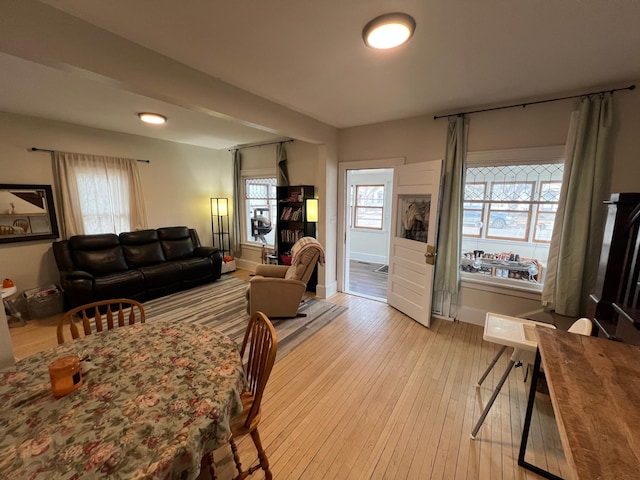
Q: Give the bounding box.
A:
[350,228,387,234]
[241,242,274,250]
[460,271,543,296]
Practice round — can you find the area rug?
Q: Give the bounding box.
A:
[142,276,347,361]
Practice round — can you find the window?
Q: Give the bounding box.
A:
[354,184,385,230]
[243,176,277,246]
[76,166,132,234]
[461,147,565,287]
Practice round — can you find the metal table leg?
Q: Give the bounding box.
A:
[3,298,25,326]
[471,358,516,439]
[517,349,563,480]
[476,345,507,387]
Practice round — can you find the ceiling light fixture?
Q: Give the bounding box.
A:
[363,12,416,49]
[138,112,167,125]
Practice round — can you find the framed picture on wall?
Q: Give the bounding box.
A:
[0,184,59,244]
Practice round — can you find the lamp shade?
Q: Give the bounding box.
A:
[211,198,228,216]
[306,198,318,222]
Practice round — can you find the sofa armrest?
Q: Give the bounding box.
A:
[192,246,223,280]
[254,264,289,278]
[58,270,95,310]
[193,246,219,258]
[60,270,94,282]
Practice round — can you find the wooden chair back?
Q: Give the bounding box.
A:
[240,311,278,428]
[57,298,145,344]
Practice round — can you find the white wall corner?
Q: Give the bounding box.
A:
[317,280,337,299]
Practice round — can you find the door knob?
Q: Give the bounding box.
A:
[424,245,437,265]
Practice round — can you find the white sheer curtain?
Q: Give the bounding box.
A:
[542,93,615,316]
[53,151,147,238]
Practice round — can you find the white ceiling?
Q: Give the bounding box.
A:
[2,0,640,149]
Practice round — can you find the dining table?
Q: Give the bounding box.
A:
[0,320,246,479]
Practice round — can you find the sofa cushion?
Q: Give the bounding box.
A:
[120,230,166,267]
[69,234,128,276]
[157,226,195,260]
[93,270,146,302]
[138,262,182,290]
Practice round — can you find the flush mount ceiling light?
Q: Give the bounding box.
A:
[137,112,167,125]
[363,12,416,49]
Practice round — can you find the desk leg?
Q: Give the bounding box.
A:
[471,358,515,439]
[476,345,507,387]
[517,349,563,480]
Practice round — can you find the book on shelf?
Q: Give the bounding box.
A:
[280,207,290,220]
[290,208,302,221]
[280,207,303,221]
[280,229,303,243]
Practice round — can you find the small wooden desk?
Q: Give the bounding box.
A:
[519,328,640,480]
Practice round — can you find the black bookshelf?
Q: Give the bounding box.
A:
[276,185,317,291]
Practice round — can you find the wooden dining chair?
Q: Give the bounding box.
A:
[56,298,145,344]
[204,311,278,480]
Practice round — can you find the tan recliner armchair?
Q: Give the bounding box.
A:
[246,237,324,318]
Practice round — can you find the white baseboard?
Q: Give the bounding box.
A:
[316,280,337,299]
[236,258,257,272]
[454,306,486,326]
[432,314,455,322]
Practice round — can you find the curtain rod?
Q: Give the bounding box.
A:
[29,147,150,163]
[433,84,636,120]
[228,139,293,152]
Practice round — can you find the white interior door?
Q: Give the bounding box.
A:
[387,160,442,328]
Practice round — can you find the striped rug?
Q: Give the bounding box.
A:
[142,276,347,361]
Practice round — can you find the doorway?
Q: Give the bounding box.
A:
[338,158,404,302]
[346,168,393,301]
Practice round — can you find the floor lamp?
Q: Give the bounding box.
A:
[210,198,230,257]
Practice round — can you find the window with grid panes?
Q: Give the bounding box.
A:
[354,184,385,230]
[243,177,277,246]
[461,147,564,287]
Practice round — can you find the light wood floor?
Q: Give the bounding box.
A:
[348,260,388,300]
[9,270,563,479]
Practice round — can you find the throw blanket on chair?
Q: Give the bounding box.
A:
[291,237,326,266]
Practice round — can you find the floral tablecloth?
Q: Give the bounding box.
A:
[0,321,245,479]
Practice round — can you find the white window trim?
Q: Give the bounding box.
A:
[240,168,277,248]
[353,184,385,230]
[461,145,565,294]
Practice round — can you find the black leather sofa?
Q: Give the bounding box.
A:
[52,226,223,309]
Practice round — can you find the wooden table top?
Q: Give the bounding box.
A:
[535,327,640,480]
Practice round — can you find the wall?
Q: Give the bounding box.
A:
[338,85,640,324]
[0,111,228,302]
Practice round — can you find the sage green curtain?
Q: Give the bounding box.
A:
[231,149,243,257]
[542,93,614,316]
[277,142,289,186]
[434,116,467,296]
